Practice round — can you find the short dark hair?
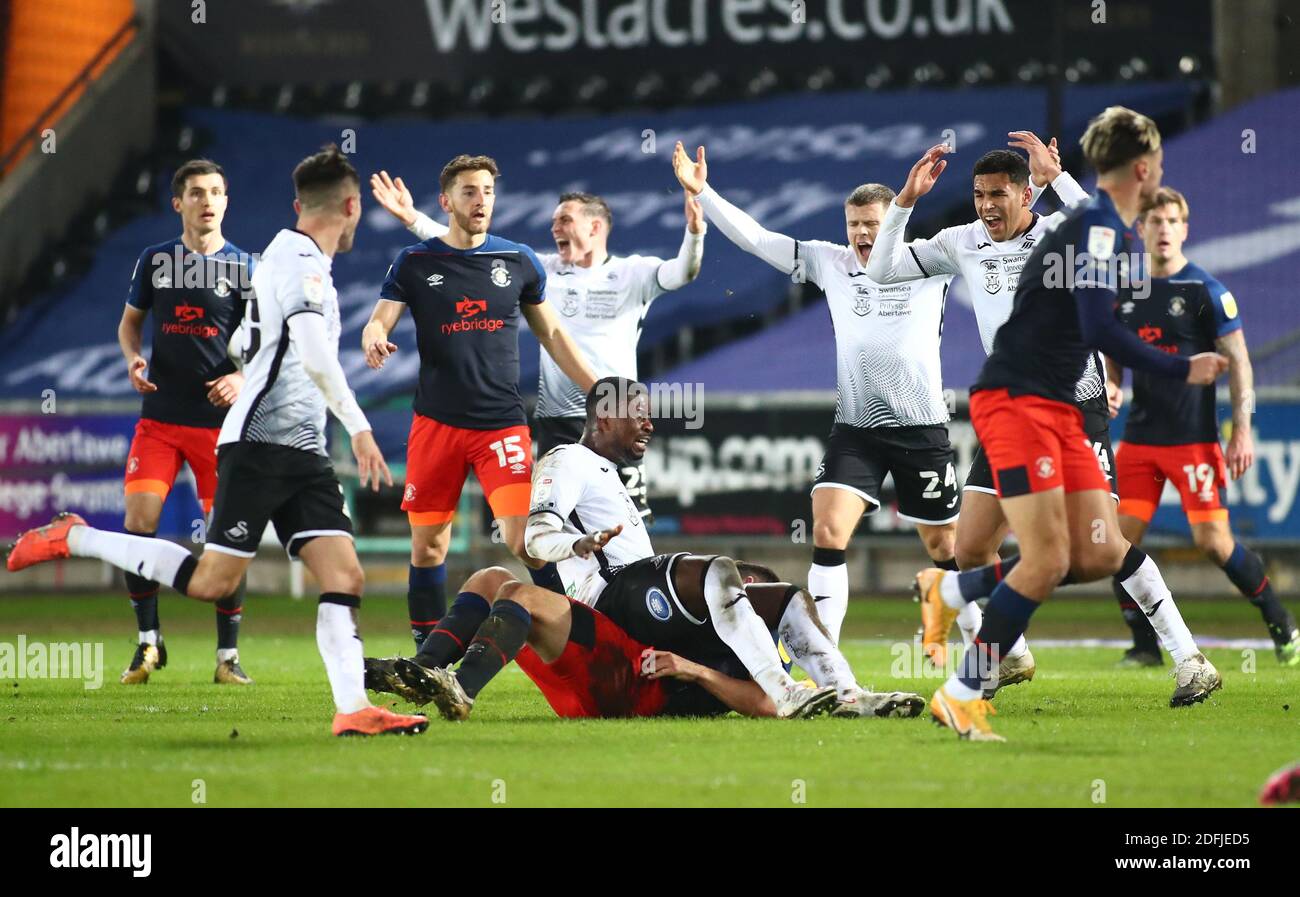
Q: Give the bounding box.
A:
[1081,106,1161,175]
[558,191,613,232]
[844,183,894,208]
[171,159,227,198]
[584,377,647,431]
[972,150,1030,186]
[1140,186,1189,223]
[439,154,500,193]
[292,144,359,209]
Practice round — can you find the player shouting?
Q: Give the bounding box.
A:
[9,146,428,737]
[671,140,958,647]
[362,157,599,650]
[1109,187,1300,665]
[914,107,1228,740]
[866,132,1091,683]
[117,158,252,686]
[368,378,924,721]
[371,170,706,523]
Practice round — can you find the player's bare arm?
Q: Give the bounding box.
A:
[1217,328,1256,478]
[522,300,597,392]
[641,649,776,717]
[361,298,405,369]
[118,305,157,393]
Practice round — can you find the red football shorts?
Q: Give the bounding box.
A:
[1116,441,1229,525]
[969,389,1110,498]
[514,600,669,719]
[123,419,220,512]
[401,414,533,525]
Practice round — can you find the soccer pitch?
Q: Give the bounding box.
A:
[2,593,1296,808]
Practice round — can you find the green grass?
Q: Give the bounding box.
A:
[1,592,1296,807]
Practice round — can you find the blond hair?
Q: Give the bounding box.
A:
[845,183,895,207]
[1081,106,1161,175]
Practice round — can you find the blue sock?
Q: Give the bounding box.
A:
[455,599,532,699]
[408,564,448,649]
[528,562,566,595]
[956,556,1020,603]
[958,581,1039,692]
[415,591,491,668]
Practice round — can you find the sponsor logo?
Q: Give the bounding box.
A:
[49,827,151,877]
[1221,291,1238,319]
[1020,235,1036,250]
[1138,324,1163,343]
[426,273,444,288]
[456,297,487,317]
[224,521,249,541]
[174,304,205,323]
[1035,456,1055,479]
[976,241,992,250]
[490,259,512,287]
[1120,300,1136,315]
[645,587,672,621]
[152,270,172,288]
[404,484,416,502]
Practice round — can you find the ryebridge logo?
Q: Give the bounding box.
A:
[443,296,503,334]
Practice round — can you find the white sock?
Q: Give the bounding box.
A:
[942,674,983,702]
[956,602,982,648]
[1120,554,1198,664]
[807,560,849,644]
[778,589,857,698]
[315,601,369,714]
[69,526,194,590]
[217,648,239,663]
[940,571,967,610]
[705,560,794,702]
[139,630,159,647]
[1005,635,1029,660]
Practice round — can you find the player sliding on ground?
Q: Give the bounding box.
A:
[367,378,925,720]
[117,158,253,686]
[867,132,1096,689]
[372,170,706,524]
[361,156,599,651]
[671,140,959,648]
[7,146,429,738]
[1108,187,1300,665]
[913,108,1228,741]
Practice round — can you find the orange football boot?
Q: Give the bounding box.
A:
[6,512,86,572]
[332,705,429,737]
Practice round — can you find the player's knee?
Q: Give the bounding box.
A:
[1193,529,1232,565]
[410,541,446,566]
[331,563,365,597]
[494,579,530,607]
[464,566,515,602]
[920,526,955,560]
[812,520,850,550]
[955,539,997,571]
[1071,539,1125,582]
[124,510,160,535]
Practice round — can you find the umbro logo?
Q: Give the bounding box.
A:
[426,274,444,288]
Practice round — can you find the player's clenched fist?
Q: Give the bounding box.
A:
[1186,351,1229,385]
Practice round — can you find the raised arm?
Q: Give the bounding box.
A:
[523,301,597,393]
[672,141,798,275]
[866,144,957,283]
[655,192,706,290]
[370,170,450,241]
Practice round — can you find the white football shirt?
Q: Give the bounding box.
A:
[527,442,655,605]
[221,229,340,455]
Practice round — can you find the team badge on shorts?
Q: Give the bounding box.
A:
[646,588,672,621]
[404,484,417,502]
[1036,456,1055,479]
[127,457,140,474]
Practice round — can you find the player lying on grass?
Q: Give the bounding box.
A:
[867,134,1110,697]
[1108,187,1299,666]
[361,156,599,651]
[912,107,1227,741]
[670,140,959,650]
[366,377,925,720]
[7,146,429,739]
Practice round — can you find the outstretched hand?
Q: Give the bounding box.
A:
[896,144,949,208]
[672,141,707,195]
[1010,131,1062,187]
[370,170,417,227]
